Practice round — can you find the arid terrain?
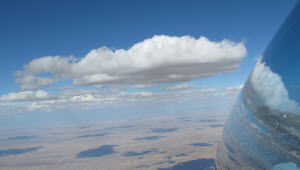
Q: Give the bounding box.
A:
[0,111,226,170]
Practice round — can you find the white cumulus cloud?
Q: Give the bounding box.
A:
[16,35,246,91]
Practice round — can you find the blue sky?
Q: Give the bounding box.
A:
[0,0,297,127]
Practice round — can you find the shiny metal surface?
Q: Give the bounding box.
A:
[216,2,300,169]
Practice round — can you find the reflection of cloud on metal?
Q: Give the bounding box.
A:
[250,59,300,113]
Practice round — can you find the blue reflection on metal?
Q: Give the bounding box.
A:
[216,1,300,169]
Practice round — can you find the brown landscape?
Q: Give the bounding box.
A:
[0,111,226,170]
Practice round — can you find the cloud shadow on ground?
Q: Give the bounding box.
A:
[105,126,135,130]
[123,148,158,157]
[208,124,224,127]
[78,133,109,138]
[133,136,165,141]
[152,128,178,133]
[198,119,219,123]
[158,158,216,170]
[0,147,42,157]
[76,145,117,158]
[190,143,213,147]
[5,135,36,140]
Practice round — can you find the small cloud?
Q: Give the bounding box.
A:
[70,94,97,102]
[132,84,154,89]
[137,92,153,97]
[226,84,243,91]
[27,102,50,111]
[165,83,196,91]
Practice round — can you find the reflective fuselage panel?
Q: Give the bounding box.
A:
[216,2,300,170]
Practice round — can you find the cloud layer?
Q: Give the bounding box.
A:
[0,84,242,115]
[16,35,246,91]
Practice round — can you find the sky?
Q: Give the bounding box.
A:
[0,0,297,128]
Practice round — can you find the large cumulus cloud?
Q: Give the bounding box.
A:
[16,35,246,91]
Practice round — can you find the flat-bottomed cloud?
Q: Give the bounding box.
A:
[16,35,246,90]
